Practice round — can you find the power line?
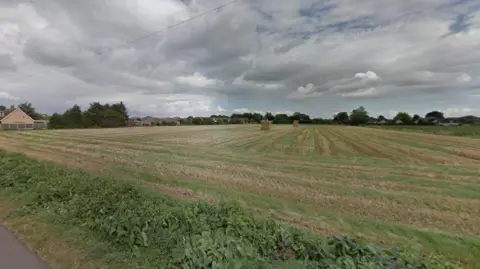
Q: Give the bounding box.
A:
[93,0,242,58]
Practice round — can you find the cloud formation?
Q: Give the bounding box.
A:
[0,0,479,117]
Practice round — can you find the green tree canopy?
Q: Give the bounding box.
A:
[18,102,41,120]
[333,112,349,124]
[425,111,444,119]
[394,112,412,124]
[349,106,369,125]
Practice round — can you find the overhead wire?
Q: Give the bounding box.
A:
[21,0,242,67]
[91,0,242,58]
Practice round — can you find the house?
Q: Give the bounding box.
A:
[438,120,459,126]
[33,120,49,129]
[0,108,35,130]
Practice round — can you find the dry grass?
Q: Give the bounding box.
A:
[260,120,271,131]
[1,125,480,267]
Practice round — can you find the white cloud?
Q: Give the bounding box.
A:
[441,107,475,117]
[457,73,472,83]
[232,108,250,113]
[354,71,380,80]
[287,83,324,100]
[175,72,222,87]
[340,87,379,98]
[216,105,226,113]
[0,91,19,100]
[274,111,294,116]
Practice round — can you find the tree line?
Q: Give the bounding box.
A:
[2,102,478,129]
[49,102,129,129]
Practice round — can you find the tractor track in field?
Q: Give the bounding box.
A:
[313,128,333,155]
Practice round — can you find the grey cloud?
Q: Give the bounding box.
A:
[0,0,479,117]
[0,54,16,71]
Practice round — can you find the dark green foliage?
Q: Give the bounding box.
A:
[349,107,369,126]
[394,112,413,125]
[230,113,264,123]
[49,102,129,129]
[333,112,350,124]
[18,102,42,120]
[425,111,444,119]
[0,152,445,268]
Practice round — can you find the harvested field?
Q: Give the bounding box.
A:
[1,125,480,267]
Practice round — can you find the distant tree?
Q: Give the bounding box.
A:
[62,104,84,128]
[393,112,412,124]
[312,118,332,124]
[377,115,386,122]
[192,117,203,125]
[111,101,129,121]
[203,117,215,125]
[18,102,41,120]
[289,112,311,123]
[412,114,421,122]
[349,106,369,125]
[0,105,6,111]
[48,113,67,129]
[425,111,444,119]
[333,112,349,124]
[273,113,291,124]
[249,113,263,123]
[264,112,275,121]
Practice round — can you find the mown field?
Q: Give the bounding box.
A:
[1,125,480,268]
[370,124,480,138]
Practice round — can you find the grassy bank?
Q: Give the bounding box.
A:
[0,150,456,268]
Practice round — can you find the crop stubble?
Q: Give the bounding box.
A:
[1,125,480,267]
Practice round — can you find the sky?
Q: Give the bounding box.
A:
[1,0,480,118]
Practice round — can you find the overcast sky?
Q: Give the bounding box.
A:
[1,0,479,118]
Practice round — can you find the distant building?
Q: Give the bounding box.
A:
[0,108,35,130]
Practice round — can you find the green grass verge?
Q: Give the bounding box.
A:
[0,150,459,269]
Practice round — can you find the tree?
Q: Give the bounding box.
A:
[289,112,311,123]
[273,113,290,124]
[251,113,263,123]
[111,101,129,121]
[18,102,41,120]
[0,105,6,111]
[393,112,412,124]
[63,104,84,128]
[48,113,67,129]
[377,115,386,122]
[192,117,203,125]
[333,112,349,124]
[264,112,275,121]
[425,111,444,119]
[349,106,369,125]
[412,114,420,122]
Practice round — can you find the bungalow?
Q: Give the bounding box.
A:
[0,108,35,130]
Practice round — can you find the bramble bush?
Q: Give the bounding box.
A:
[0,151,453,268]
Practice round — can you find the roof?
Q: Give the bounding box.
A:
[0,109,15,120]
[0,108,34,122]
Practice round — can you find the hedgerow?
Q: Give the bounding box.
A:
[0,151,450,268]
